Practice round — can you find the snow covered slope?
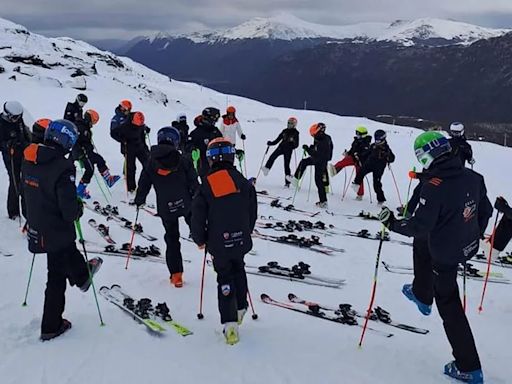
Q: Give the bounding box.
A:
[1,17,512,384]
[150,13,510,46]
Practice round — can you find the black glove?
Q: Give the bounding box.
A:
[378,207,395,229]
[266,140,272,146]
[495,197,511,214]
[241,134,246,140]
[145,126,151,134]
[302,144,309,151]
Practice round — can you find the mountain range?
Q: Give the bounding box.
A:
[118,14,512,132]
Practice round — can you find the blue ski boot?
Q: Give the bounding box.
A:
[402,283,432,316]
[76,182,91,200]
[101,169,121,188]
[444,361,483,383]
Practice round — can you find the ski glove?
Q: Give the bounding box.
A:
[494,196,512,218]
[241,134,246,140]
[191,149,200,162]
[378,207,395,228]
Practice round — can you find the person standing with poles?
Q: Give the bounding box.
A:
[448,122,475,167]
[219,106,246,173]
[22,119,102,341]
[171,113,189,151]
[64,93,87,124]
[260,117,299,187]
[191,138,257,345]
[0,101,31,220]
[134,127,199,288]
[378,131,492,383]
[73,109,120,199]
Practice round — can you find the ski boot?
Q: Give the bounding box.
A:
[355,195,363,201]
[223,322,239,345]
[41,319,72,341]
[351,182,360,194]
[77,181,91,200]
[237,307,247,325]
[286,175,299,188]
[315,201,328,209]
[79,257,103,292]
[402,284,432,316]
[170,272,183,288]
[444,361,483,383]
[101,169,121,188]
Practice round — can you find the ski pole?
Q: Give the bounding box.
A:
[478,211,501,313]
[343,168,347,200]
[242,139,248,178]
[10,148,22,227]
[388,164,403,206]
[123,142,128,199]
[22,253,36,306]
[342,167,355,201]
[255,146,270,180]
[246,287,259,320]
[307,166,312,202]
[197,248,207,319]
[124,208,140,270]
[358,225,387,348]
[365,176,372,204]
[75,219,105,326]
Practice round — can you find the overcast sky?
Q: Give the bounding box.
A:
[3,0,512,41]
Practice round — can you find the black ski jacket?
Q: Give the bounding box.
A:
[117,114,148,154]
[171,120,190,150]
[268,128,299,152]
[449,136,473,166]
[0,114,31,154]
[347,135,372,164]
[134,144,199,221]
[362,142,395,172]
[191,163,257,257]
[64,101,84,124]
[72,115,95,160]
[22,144,82,253]
[185,117,222,176]
[390,155,493,265]
[304,132,333,164]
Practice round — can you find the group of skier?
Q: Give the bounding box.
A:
[0,95,509,381]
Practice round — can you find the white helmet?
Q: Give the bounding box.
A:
[176,113,186,122]
[449,122,464,137]
[3,101,24,122]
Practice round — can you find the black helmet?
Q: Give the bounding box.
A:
[374,129,387,144]
[206,137,235,165]
[76,94,88,106]
[202,107,220,125]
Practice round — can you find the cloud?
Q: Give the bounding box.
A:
[2,0,512,40]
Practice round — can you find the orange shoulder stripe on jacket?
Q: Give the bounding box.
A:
[207,169,239,198]
[23,143,39,164]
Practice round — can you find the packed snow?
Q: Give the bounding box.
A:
[144,13,510,46]
[1,17,511,384]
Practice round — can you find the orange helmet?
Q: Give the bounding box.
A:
[226,105,236,114]
[86,109,100,125]
[309,122,326,137]
[34,118,51,130]
[119,99,132,112]
[132,111,145,127]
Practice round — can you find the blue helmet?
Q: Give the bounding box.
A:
[157,126,180,147]
[45,119,78,151]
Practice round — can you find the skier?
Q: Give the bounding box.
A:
[219,106,246,169]
[31,118,52,144]
[328,126,371,199]
[186,107,222,178]
[0,101,31,220]
[171,113,189,151]
[64,93,87,124]
[22,119,102,341]
[112,106,150,194]
[448,122,475,167]
[134,127,199,288]
[352,129,395,204]
[110,99,133,142]
[378,131,492,383]
[191,137,257,345]
[287,123,333,208]
[73,109,120,199]
[261,117,300,187]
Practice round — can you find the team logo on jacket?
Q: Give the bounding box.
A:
[221,284,231,296]
[223,232,230,240]
[463,201,476,223]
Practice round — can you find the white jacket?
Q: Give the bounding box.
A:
[219,117,244,146]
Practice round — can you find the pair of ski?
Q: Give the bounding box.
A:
[256,190,292,201]
[268,199,320,218]
[473,253,512,269]
[87,244,192,264]
[88,219,116,244]
[261,294,429,337]
[253,230,344,255]
[99,285,193,336]
[343,229,412,247]
[381,261,510,284]
[256,220,337,237]
[344,210,380,221]
[120,200,158,217]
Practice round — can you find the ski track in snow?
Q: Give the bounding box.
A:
[1,17,511,384]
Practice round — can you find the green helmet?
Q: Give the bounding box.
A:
[355,126,368,137]
[414,131,452,169]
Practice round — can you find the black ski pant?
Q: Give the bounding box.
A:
[41,242,89,334]
[412,239,481,372]
[493,215,512,252]
[265,146,293,181]
[354,164,386,203]
[124,148,149,192]
[80,149,108,185]
[161,214,191,275]
[211,253,248,324]
[2,148,25,218]
[294,157,328,203]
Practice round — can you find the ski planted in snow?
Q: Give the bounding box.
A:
[287,293,429,335]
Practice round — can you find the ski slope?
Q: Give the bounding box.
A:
[1,17,512,384]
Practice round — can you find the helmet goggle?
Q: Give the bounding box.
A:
[206,145,235,158]
[6,111,22,122]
